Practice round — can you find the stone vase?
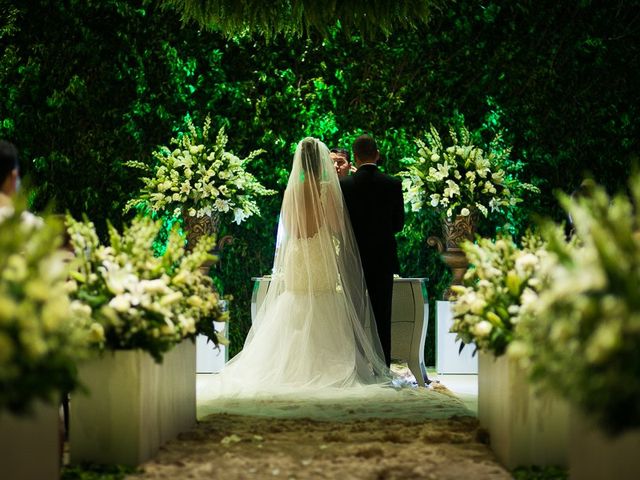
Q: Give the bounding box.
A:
[427,212,477,298]
[182,212,221,274]
[182,211,220,251]
[70,341,196,466]
[478,352,569,469]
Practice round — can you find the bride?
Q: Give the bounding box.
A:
[210,137,391,397]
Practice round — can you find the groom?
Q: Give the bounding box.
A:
[340,135,404,367]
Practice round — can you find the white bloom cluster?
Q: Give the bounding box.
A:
[449,233,546,356]
[511,178,640,433]
[125,116,275,224]
[399,124,539,219]
[0,208,91,413]
[67,215,228,362]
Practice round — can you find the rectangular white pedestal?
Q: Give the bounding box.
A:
[479,352,568,469]
[436,300,478,374]
[71,341,196,466]
[569,412,640,480]
[196,321,227,373]
[0,402,60,480]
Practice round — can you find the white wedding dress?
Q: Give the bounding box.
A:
[200,138,469,420]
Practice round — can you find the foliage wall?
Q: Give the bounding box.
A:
[1,0,638,363]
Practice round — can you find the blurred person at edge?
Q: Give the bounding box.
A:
[0,140,20,208]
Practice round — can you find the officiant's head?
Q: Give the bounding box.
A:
[330,148,351,177]
[352,135,380,167]
[0,140,20,198]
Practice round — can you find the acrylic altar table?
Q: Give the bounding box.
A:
[250,277,430,386]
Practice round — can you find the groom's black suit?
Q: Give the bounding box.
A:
[340,164,405,367]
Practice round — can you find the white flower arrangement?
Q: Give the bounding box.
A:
[0,205,91,414]
[449,233,547,357]
[125,116,275,224]
[400,123,539,219]
[66,215,229,362]
[509,177,640,434]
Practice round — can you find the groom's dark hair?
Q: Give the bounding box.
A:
[352,135,378,162]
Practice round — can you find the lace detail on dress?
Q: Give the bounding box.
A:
[284,228,339,293]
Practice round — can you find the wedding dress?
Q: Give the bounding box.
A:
[200,138,469,420]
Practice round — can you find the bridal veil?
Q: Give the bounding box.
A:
[209,138,391,398]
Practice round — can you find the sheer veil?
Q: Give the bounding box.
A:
[198,138,473,420]
[211,138,391,398]
[257,137,391,383]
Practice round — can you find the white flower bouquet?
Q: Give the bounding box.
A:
[509,177,640,434]
[125,116,275,224]
[450,233,546,356]
[0,205,91,414]
[66,215,228,362]
[400,123,539,219]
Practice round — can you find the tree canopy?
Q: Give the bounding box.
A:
[159,0,441,38]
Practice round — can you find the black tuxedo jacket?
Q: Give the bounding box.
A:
[339,164,405,277]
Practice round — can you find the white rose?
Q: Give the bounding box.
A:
[20,211,44,230]
[70,300,92,318]
[140,279,169,294]
[3,255,28,283]
[460,207,470,216]
[88,323,105,343]
[160,323,175,336]
[233,208,250,224]
[159,291,183,306]
[507,340,529,361]
[187,295,203,308]
[515,253,539,276]
[109,295,131,312]
[586,322,621,364]
[472,320,493,338]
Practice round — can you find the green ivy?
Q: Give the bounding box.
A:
[2,0,638,363]
[62,463,139,480]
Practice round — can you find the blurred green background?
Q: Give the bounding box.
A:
[2,0,638,364]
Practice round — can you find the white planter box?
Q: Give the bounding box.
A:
[70,341,196,466]
[0,402,60,480]
[436,300,478,374]
[478,352,569,469]
[196,326,227,374]
[569,411,640,480]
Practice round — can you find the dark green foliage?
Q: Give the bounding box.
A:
[512,466,568,480]
[62,463,139,480]
[2,0,638,363]
[159,0,442,39]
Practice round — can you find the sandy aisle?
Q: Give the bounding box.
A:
[130,413,510,479]
[131,377,510,480]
